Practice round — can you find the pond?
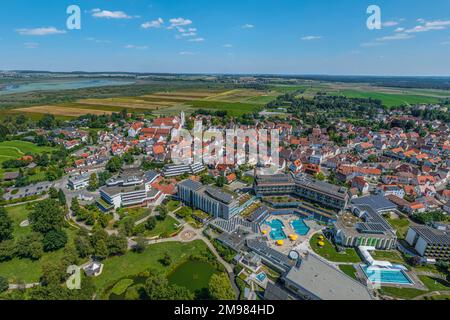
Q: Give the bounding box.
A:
[167,260,218,292]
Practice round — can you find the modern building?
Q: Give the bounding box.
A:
[68,174,90,190]
[178,179,253,220]
[334,195,398,250]
[254,173,349,210]
[405,225,450,261]
[283,252,373,300]
[162,162,205,177]
[98,168,160,210]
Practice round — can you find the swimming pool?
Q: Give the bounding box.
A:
[256,272,267,282]
[265,219,287,240]
[362,265,413,285]
[290,219,310,236]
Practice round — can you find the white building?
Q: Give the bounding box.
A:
[68,174,90,190]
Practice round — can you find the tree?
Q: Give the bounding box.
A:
[48,187,59,199]
[123,152,134,165]
[200,174,215,185]
[0,276,8,293]
[98,171,112,187]
[215,176,227,187]
[0,240,16,262]
[88,173,98,191]
[106,234,127,256]
[71,197,81,215]
[145,216,157,231]
[106,156,123,173]
[58,189,66,206]
[93,239,108,260]
[43,230,68,252]
[156,206,168,221]
[29,199,65,234]
[132,236,147,253]
[145,274,194,300]
[0,206,13,242]
[208,273,235,300]
[159,252,172,266]
[16,233,44,260]
[74,233,93,258]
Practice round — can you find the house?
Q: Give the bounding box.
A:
[378,185,405,199]
[289,160,303,174]
[351,177,369,194]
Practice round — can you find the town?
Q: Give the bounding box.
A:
[0,78,449,301]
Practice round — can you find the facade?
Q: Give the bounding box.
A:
[254,173,349,210]
[98,168,160,209]
[68,174,90,190]
[162,162,205,177]
[406,225,449,261]
[178,179,243,220]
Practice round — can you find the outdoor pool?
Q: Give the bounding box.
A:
[290,219,310,236]
[256,272,267,282]
[362,265,413,285]
[265,219,287,240]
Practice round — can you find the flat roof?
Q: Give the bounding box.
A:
[285,253,373,300]
[411,225,450,245]
[352,195,396,213]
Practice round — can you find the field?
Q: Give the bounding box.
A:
[5,203,33,238]
[0,140,55,164]
[309,233,362,263]
[7,88,280,119]
[145,216,180,238]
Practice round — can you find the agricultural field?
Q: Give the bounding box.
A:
[0,140,55,164]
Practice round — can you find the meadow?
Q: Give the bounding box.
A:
[0,140,55,164]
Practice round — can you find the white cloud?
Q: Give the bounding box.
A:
[188,37,204,42]
[405,19,450,33]
[91,8,132,19]
[360,42,385,47]
[394,27,405,32]
[125,44,148,50]
[16,27,66,36]
[223,44,233,48]
[85,37,111,44]
[168,17,193,29]
[382,21,400,27]
[242,24,254,29]
[141,18,164,29]
[301,35,322,41]
[24,42,39,49]
[376,33,414,41]
[179,51,195,55]
[182,32,197,37]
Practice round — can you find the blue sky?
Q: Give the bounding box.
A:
[1,0,450,75]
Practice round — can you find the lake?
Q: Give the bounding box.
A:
[167,260,218,292]
[0,79,135,95]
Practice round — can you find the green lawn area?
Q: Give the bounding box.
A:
[5,203,33,238]
[336,89,441,108]
[145,216,180,238]
[309,234,362,263]
[0,225,79,283]
[379,286,427,300]
[419,275,450,292]
[93,240,211,295]
[186,100,261,116]
[371,250,405,264]
[338,265,357,280]
[166,200,180,212]
[387,217,411,239]
[0,140,55,164]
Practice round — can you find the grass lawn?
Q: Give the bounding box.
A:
[0,225,79,283]
[166,200,180,212]
[5,203,33,238]
[387,217,411,239]
[338,265,358,280]
[309,234,362,263]
[379,286,427,300]
[145,216,180,238]
[93,240,211,294]
[419,276,450,292]
[371,250,406,264]
[0,140,55,164]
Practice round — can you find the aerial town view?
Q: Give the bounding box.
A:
[0,0,449,307]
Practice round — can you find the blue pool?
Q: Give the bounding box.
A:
[362,266,413,285]
[265,219,287,240]
[290,219,310,236]
[256,272,267,282]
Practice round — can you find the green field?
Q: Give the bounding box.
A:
[309,234,362,263]
[338,265,358,280]
[0,140,55,163]
[145,216,180,238]
[167,260,218,292]
[387,217,411,239]
[5,203,33,238]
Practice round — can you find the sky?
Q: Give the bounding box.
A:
[1,0,450,76]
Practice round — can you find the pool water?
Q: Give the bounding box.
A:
[290,219,310,236]
[265,219,287,240]
[256,272,267,282]
[362,266,413,285]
